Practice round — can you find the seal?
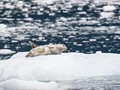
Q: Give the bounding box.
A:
[26,41,67,57]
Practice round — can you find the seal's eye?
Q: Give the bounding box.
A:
[61,44,67,50]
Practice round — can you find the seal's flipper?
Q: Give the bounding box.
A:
[29,41,38,48]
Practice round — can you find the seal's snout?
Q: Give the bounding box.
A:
[63,44,67,51]
[57,44,67,52]
[60,44,67,51]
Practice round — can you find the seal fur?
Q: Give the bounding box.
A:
[26,41,67,57]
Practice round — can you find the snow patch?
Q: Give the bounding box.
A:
[0,79,58,90]
[0,52,120,89]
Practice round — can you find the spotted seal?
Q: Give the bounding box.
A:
[26,41,67,57]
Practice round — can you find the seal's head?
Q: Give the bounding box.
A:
[57,44,67,52]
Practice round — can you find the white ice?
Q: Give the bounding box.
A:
[0,79,58,90]
[103,5,116,12]
[33,0,57,4]
[100,12,115,18]
[0,24,10,37]
[0,52,120,89]
[0,49,15,55]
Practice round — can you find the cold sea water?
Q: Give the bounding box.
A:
[1,34,120,59]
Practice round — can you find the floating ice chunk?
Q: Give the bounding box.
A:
[89,39,96,42]
[5,4,15,9]
[100,12,115,18]
[0,52,120,83]
[103,5,116,12]
[60,17,67,22]
[0,49,15,55]
[0,24,7,31]
[16,1,24,8]
[34,0,56,4]
[22,8,28,12]
[0,24,10,37]
[115,31,120,34]
[49,13,55,16]
[66,4,73,9]
[95,26,107,31]
[14,35,25,41]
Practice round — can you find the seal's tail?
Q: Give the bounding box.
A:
[29,41,38,49]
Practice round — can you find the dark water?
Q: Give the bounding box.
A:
[0,0,120,59]
[1,34,120,53]
[1,34,120,60]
